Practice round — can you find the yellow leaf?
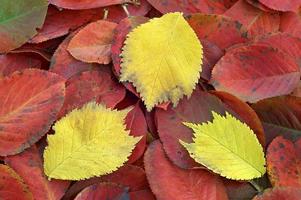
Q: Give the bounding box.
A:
[43,102,141,180]
[120,12,203,111]
[180,112,266,180]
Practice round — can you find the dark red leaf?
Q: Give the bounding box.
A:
[63,164,148,199]
[74,182,128,200]
[144,140,228,200]
[246,0,275,12]
[0,69,65,156]
[0,54,42,77]
[224,180,257,200]
[251,96,301,145]
[129,189,156,200]
[50,32,100,80]
[267,136,301,187]
[126,102,148,164]
[186,13,248,50]
[0,164,33,200]
[5,145,70,200]
[210,44,300,103]
[58,69,125,118]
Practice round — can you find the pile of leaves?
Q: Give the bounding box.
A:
[0,0,301,199]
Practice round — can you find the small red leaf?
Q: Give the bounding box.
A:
[0,164,33,200]
[144,140,228,200]
[0,69,65,156]
[67,20,117,64]
[267,136,301,187]
[5,145,70,200]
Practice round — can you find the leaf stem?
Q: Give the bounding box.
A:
[122,4,131,17]
[103,8,109,20]
[249,180,264,193]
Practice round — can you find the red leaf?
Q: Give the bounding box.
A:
[224,180,257,200]
[30,6,103,43]
[251,96,301,145]
[74,182,128,200]
[210,91,265,146]
[201,40,224,81]
[267,136,301,187]
[186,13,248,50]
[146,0,229,14]
[126,102,148,164]
[144,140,228,200]
[155,88,227,168]
[49,0,134,9]
[0,53,42,77]
[0,69,65,156]
[50,33,100,80]
[5,145,70,200]
[210,44,300,102]
[67,20,117,64]
[129,189,156,200]
[111,16,149,95]
[58,69,126,118]
[225,0,280,38]
[258,0,301,12]
[63,164,148,199]
[253,187,301,200]
[0,164,33,200]
[280,11,301,39]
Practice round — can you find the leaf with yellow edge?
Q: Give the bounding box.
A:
[180,112,266,180]
[43,102,141,180]
[120,12,203,111]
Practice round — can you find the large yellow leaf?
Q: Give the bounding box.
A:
[120,12,203,111]
[180,112,266,180]
[43,102,141,180]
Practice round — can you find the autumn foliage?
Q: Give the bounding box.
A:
[0,0,301,199]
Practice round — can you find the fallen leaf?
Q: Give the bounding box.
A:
[44,102,141,180]
[144,140,228,200]
[181,112,266,180]
[0,69,65,156]
[252,187,301,200]
[5,145,70,200]
[120,12,203,111]
[210,44,300,102]
[49,0,135,9]
[68,20,117,64]
[0,164,33,200]
[0,0,48,52]
[267,136,301,187]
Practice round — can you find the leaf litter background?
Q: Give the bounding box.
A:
[0,0,301,199]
